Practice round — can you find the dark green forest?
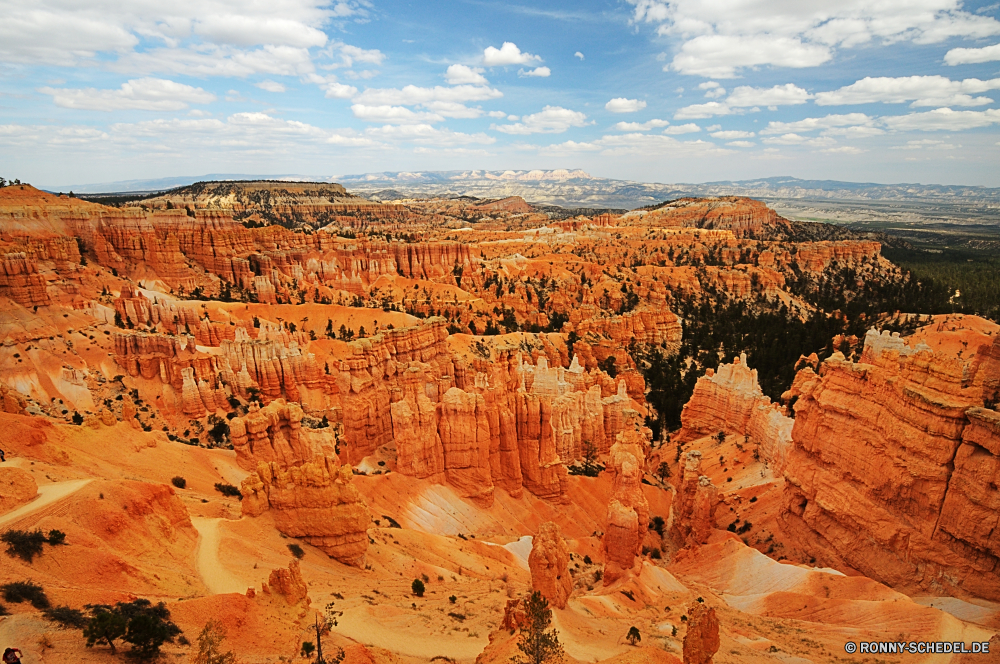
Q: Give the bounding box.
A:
[883,247,1000,323]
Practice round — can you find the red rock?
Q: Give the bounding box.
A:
[682,602,720,664]
[781,324,1000,600]
[671,451,718,547]
[263,559,309,606]
[0,466,37,513]
[528,522,573,609]
[603,436,650,585]
[241,457,369,567]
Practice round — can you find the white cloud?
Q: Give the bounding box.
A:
[519,66,551,77]
[727,140,755,147]
[626,0,1000,77]
[727,84,812,107]
[445,64,488,85]
[662,123,702,134]
[674,101,732,119]
[116,44,317,78]
[945,43,1000,65]
[38,77,215,111]
[336,43,385,67]
[422,101,483,119]
[822,146,865,154]
[613,118,670,130]
[483,42,542,66]
[538,132,730,158]
[760,113,873,134]
[699,81,726,98]
[365,124,495,146]
[761,133,835,146]
[304,74,357,99]
[890,139,958,150]
[815,76,1000,107]
[711,130,755,139]
[669,35,831,78]
[487,110,508,118]
[493,106,588,134]
[882,107,1000,131]
[0,0,371,71]
[353,84,502,106]
[255,80,286,93]
[350,104,444,124]
[574,51,585,60]
[606,98,647,113]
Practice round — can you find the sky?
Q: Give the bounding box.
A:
[2,0,1000,188]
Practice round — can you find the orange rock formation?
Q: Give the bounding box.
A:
[682,602,720,664]
[527,521,573,609]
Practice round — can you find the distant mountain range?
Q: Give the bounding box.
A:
[46,171,1000,219]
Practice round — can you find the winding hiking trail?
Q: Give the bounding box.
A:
[0,478,91,528]
[191,517,247,595]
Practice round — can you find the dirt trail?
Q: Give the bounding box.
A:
[0,478,91,528]
[191,517,248,595]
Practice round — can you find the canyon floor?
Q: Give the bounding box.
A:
[0,181,997,664]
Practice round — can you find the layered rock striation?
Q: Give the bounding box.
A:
[781,328,1000,599]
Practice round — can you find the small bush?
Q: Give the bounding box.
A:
[448,612,466,621]
[2,529,48,562]
[47,530,66,546]
[0,603,9,616]
[213,483,242,499]
[411,579,425,597]
[449,595,457,604]
[2,580,51,609]
[583,555,592,565]
[171,476,186,489]
[44,605,88,629]
[287,544,305,559]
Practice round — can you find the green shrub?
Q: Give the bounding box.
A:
[171,476,186,489]
[2,529,47,562]
[411,579,425,597]
[43,605,88,629]
[287,544,305,559]
[84,599,181,661]
[47,530,66,546]
[213,483,242,499]
[2,580,51,609]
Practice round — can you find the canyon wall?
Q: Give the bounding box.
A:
[781,329,1000,600]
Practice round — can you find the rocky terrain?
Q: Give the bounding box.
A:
[1,180,998,664]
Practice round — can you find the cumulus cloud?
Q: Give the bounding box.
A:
[38,77,215,111]
[575,51,585,60]
[890,139,959,150]
[422,101,483,119]
[445,64,488,85]
[255,80,286,93]
[727,140,755,147]
[670,35,831,78]
[626,0,1000,77]
[353,84,502,106]
[699,81,726,98]
[0,0,371,72]
[304,74,357,98]
[350,104,444,124]
[882,107,1000,131]
[519,66,551,77]
[674,101,732,119]
[493,105,588,134]
[760,113,874,134]
[613,118,670,130]
[711,130,755,139]
[945,43,1000,65]
[482,42,542,66]
[727,84,812,107]
[537,132,729,158]
[815,76,1000,107]
[662,123,702,134]
[606,98,647,113]
[365,123,495,146]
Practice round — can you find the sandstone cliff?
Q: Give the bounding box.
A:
[527,521,573,609]
[781,327,1000,600]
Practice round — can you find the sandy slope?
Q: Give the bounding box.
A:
[191,517,250,595]
[0,478,91,527]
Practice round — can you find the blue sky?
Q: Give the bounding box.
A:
[2,0,1000,187]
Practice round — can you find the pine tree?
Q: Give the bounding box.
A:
[512,591,564,664]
